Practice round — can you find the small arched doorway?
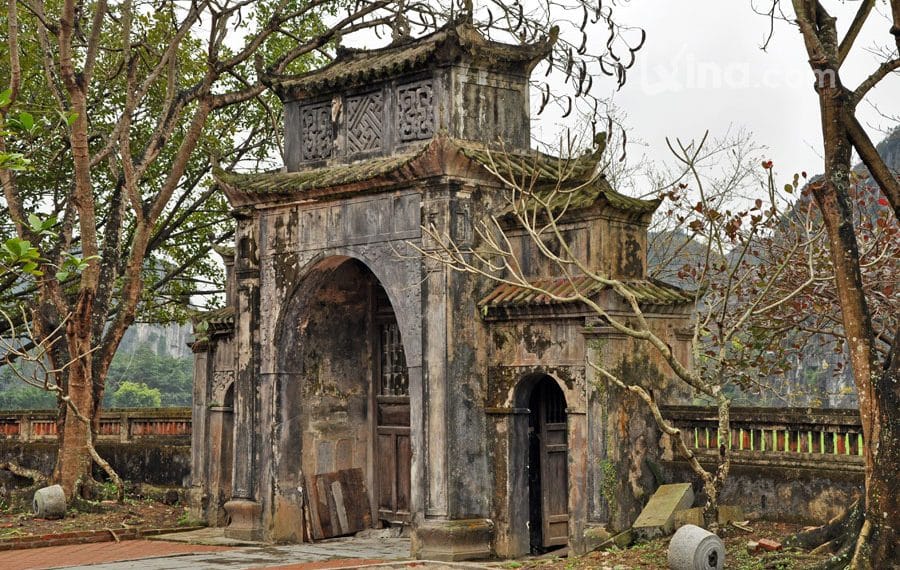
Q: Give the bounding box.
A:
[526,375,569,552]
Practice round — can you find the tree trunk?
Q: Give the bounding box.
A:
[810,59,899,569]
[855,327,900,564]
[54,291,96,499]
[701,479,720,528]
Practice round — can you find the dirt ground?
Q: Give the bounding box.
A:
[514,522,828,570]
[0,499,188,539]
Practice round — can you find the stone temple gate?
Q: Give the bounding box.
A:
[190,18,694,560]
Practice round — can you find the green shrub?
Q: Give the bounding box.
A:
[110,381,162,408]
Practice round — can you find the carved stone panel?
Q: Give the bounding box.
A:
[300,102,332,161]
[346,91,384,154]
[211,370,235,405]
[397,80,435,142]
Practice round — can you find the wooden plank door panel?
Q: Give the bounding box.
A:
[375,396,411,522]
[539,385,568,549]
[306,468,371,539]
[376,432,397,513]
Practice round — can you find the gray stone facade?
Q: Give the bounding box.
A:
[191,19,693,560]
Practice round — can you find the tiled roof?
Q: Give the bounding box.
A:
[216,151,420,196]
[217,137,660,214]
[479,275,694,309]
[271,20,554,98]
[455,140,659,214]
[193,306,235,330]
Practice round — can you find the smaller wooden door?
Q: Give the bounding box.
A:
[374,318,411,523]
[529,377,569,549]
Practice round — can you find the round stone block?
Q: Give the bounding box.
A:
[33,484,66,519]
[667,524,725,570]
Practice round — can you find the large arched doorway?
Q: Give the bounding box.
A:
[525,375,569,552]
[274,257,411,537]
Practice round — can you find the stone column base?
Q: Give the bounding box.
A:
[224,498,264,541]
[187,486,208,522]
[412,518,494,561]
[578,524,612,554]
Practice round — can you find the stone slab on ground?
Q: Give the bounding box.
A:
[674,507,705,529]
[582,525,612,552]
[632,483,695,539]
[673,505,748,530]
[149,527,266,546]
[717,505,745,524]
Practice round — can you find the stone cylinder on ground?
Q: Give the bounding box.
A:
[667,524,725,570]
[33,484,66,519]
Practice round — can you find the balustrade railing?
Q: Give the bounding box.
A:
[0,408,191,443]
[660,405,864,469]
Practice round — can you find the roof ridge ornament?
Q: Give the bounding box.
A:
[390,1,411,45]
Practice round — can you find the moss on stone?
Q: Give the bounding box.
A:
[600,458,618,522]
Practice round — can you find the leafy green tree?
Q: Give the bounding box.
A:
[109,381,162,409]
[105,348,192,407]
[0,365,57,409]
[1,0,330,499]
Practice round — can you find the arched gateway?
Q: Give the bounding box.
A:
[272,257,414,537]
[190,17,694,561]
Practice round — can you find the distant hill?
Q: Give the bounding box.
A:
[0,322,195,410]
[774,127,899,408]
[117,322,194,360]
[647,127,898,408]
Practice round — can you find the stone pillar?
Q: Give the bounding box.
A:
[567,410,589,554]
[412,188,493,561]
[188,342,209,521]
[422,258,449,520]
[408,363,425,522]
[224,215,263,541]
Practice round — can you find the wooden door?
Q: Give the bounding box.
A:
[533,379,569,548]
[375,319,411,523]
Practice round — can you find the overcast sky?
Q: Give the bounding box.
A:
[333,1,898,185]
[541,1,900,183]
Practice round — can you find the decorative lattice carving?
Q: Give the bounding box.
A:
[347,91,384,154]
[300,102,332,161]
[397,80,435,142]
[210,370,235,405]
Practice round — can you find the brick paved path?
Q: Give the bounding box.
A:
[0,537,412,570]
[0,540,232,570]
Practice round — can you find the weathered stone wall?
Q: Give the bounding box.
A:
[481,318,588,558]
[505,213,650,281]
[283,65,532,171]
[661,461,862,525]
[583,311,693,532]
[248,189,426,543]
[191,331,236,525]
[278,260,374,520]
[0,441,190,486]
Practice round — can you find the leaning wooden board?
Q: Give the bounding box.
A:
[306,468,371,539]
